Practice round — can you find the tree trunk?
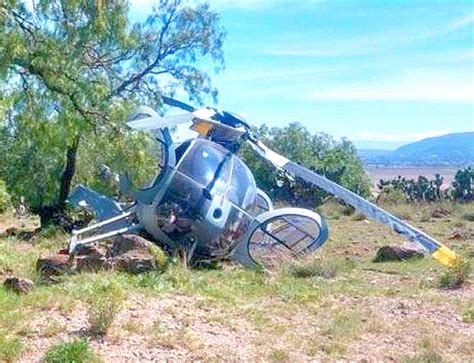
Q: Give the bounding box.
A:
[39,136,80,229]
[58,136,80,209]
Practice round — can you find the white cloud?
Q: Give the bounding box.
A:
[310,70,474,103]
[350,130,451,142]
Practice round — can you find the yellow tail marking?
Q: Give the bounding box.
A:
[432,245,458,267]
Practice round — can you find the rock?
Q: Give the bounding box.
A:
[431,208,450,218]
[373,245,424,262]
[73,244,107,257]
[74,255,108,273]
[107,234,155,258]
[4,277,34,294]
[36,253,72,278]
[110,251,156,274]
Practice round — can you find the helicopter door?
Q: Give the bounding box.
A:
[232,208,328,268]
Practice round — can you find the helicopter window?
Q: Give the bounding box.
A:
[124,131,164,189]
[227,156,256,209]
[177,139,231,192]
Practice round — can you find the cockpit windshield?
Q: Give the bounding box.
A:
[177,139,231,193]
[177,139,256,210]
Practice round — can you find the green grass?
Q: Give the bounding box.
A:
[43,338,100,363]
[321,310,361,339]
[437,257,471,289]
[269,348,290,362]
[0,333,24,362]
[462,304,474,323]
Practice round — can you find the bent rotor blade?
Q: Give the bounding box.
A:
[127,113,194,131]
[249,140,458,267]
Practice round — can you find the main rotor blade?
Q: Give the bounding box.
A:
[249,140,458,267]
[127,113,194,131]
[162,96,196,112]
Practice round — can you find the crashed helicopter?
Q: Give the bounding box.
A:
[68,96,458,268]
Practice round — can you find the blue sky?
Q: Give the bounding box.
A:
[131,1,474,148]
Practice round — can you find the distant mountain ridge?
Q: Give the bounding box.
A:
[357,132,474,166]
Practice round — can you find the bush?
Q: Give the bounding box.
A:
[88,282,123,336]
[147,245,169,273]
[43,338,99,363]
[438,257,471,289]
[0,179,11,213]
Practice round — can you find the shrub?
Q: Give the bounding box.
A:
[43,338,99,363]
[147,245,169,273]
[438,257,471,289]
[88,282,123,336]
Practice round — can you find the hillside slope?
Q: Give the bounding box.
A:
[359,132,474,166]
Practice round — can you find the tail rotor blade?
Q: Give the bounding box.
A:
[249,139,458,267]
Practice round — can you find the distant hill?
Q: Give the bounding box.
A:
[358,132,474,166]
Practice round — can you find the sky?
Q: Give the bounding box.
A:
[130,0,474,149]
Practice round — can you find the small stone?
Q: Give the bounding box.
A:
[373,245,424,262]
[4,277,35,294]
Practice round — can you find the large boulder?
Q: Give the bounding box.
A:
[36,234,168,277]
[73,255,108,273]
[110,251,157,274]
[4,277,34,294]
[37,253,72,278]
[373,245,424,262]
[107,234,154,258]
[107,234,168,274]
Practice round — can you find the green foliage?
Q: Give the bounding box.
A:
[452,167,474,201]
[0,179,11,213]
[0,0,225,218]
[240,123,370,208]
[378,174,445,203]
[43,338,99,363]
[437,257,471,289]
[378,167,474,203]
[147,244,169,273]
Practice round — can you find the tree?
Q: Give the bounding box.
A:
[0,0,225,226]
[240,122,371,208]
[452,167,474,201]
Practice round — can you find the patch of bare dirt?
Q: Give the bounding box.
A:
[20,294,260,362]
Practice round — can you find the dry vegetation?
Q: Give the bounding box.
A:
[0,202,473,362]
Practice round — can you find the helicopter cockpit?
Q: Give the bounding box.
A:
[69,111,329,268]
